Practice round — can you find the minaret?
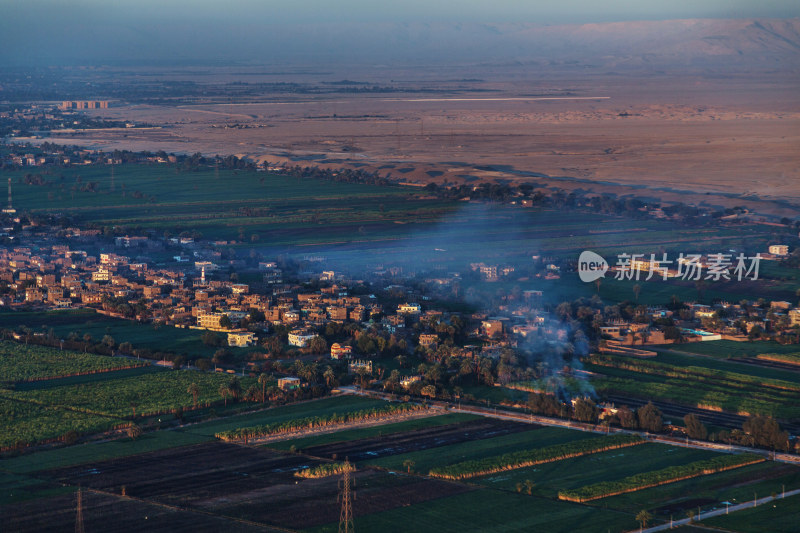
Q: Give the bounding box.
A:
[2,178,15,214]
[200,265,206,286]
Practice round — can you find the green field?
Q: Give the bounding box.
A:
[650,350,800,385]
[184,394,388,437]
[6,163,790,304]
[476,443,719,498]
[0,309,257,359]
[306,488,635,533]
[1,369,259,419]
[587,352,800,418]
[267,413,481,451]
[668,340,800,359]
[365,426,596,473]
[0,395,387,473]
[0,397,123,450]
[0,428,211,474]
[0,471,71,505]
[13,365,162,391]
[600,461,800,515]
[0,340,146,384]
[701,493,800,533]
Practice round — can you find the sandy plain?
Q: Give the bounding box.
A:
[41,69,800,218]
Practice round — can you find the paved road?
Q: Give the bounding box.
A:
[632,488,800,532]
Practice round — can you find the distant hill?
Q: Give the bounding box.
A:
[277,18,800,70]
[4,17,799,70]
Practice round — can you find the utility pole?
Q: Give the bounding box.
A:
[75,486,85,533]
[338,459,355,533]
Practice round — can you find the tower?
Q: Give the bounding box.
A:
[3,178,15,214]
[75,486,85,533]
[200,265,206,286]
[338,460,355,533]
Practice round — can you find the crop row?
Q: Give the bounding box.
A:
[0,397,125,451]
[2,370,256,419]
[215,403,426,441]
[0,340,146,383]
[588,354,800,393]
[427,434,644,480]
[295,462,356,479]
[558,453,764,502]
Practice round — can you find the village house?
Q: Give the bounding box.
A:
[228,331,257,347]
[330,343,353,360]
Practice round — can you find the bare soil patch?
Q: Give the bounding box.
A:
[302,418,536,462]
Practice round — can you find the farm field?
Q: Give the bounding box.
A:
[268,412,482,451]
[0,397,124,450]
[701,493,800,533]
[2,392,799,532]
[1,369,260,419]
[667,340,800,359]
[0,338,279,449]
[646,350,800,385]
[0,308,258,359]
[295,417,537,464]
[306,488,635,533]
[0,340,146,384]
[600,461,800,517]
[2,488,273,533]
[586,352,800,420]
[0,428,213,474]
[31,441,474,530]
[475,443,720,498]
[362,424,597,473]
[5,163,790,304]
[183,394,389,437]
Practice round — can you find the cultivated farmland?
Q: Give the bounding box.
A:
[0,341,146,385]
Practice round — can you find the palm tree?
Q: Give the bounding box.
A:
[219,384,229,407]
[323,367,336,388]
[258,373,269,403]
[356,366,370,390]
[636,509,653,531]
[228,377,242,401]
[403,459,415,474]
[305,362,320,384]
[187,382,200,408]
[524,479,535,495]
[126,424,142,440]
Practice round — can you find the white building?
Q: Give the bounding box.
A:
[288,329,316,347]
[397,302,422,315]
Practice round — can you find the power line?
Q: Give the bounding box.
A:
[338,459,355,533]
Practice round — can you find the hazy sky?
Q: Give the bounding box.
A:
[2,0,798,66]
[6,0,800,24]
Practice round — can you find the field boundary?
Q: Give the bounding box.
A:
[227,407,439,445]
